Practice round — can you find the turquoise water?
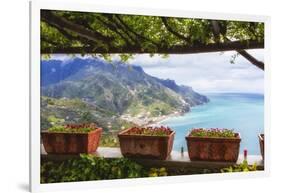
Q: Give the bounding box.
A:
[161,93,264,155]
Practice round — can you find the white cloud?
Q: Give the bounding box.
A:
[48,54,93,61]
[127,50,264,94]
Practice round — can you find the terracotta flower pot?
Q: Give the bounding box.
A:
[42,128,102,154]
[186,133,241,162]
[258,134,264,160]
[118,128,175,160]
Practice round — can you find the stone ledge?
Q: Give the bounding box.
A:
[41,146,264,170]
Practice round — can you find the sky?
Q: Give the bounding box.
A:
[49,49,264,94]
[128,50,264,94]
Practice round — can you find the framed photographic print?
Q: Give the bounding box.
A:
[30,0,270,192]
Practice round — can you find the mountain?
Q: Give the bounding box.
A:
[156,78,209,106]
[40,57,209,130]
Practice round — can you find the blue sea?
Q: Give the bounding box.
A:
[161,93,264,155]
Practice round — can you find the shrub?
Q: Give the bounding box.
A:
[100,135,119,147]
[125,126,173,136]
[48,123,98,133]
[41,154,167,183]
[148,168,168,177]
[221,160,257,173]
[189,128,236,138]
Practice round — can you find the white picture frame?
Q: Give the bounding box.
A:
[29,0,271,192]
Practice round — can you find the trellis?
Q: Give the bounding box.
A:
[41,10,264,70]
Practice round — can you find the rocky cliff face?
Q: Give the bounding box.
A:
[41,57,209,129]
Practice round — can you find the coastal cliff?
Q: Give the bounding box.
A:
[41,58,209,131]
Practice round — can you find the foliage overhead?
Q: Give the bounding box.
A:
[41,10,264,55]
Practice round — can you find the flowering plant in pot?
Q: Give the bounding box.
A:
[186,128,241,162]
[258,134,264,160]
[118,126,175,160]
[42,123,102,154]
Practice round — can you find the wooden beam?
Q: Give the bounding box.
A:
[237,50,264,70]
[41,11,113,44]
[41,40,263,54]
[210,20,264,70]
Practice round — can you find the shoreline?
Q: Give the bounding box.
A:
[144,101,212,127]
[120,110,186,128]
[120,101,211,128]
[145,111,185,127]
